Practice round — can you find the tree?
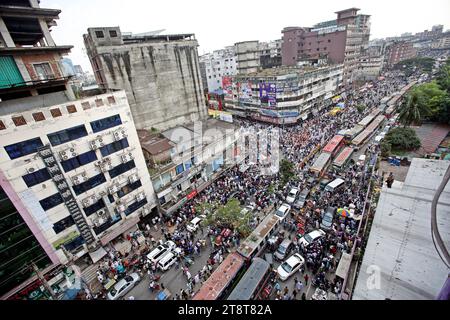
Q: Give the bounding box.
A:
[380,141,392,158]
[398,88,430,126]
[280,159,295,185]
[356,104,366,114]
[384,127,421,152]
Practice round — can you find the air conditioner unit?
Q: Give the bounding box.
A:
[72,153,77,157]
[70,148,75,153]
[62,155,69,160]
[26,167,36,174]
[108,184,119,194]
[72,176,80,185]
[81,172,87,178]
[90,140,98,150]
[129,173,139,183]
[136,192,146,202]
[97,209,106,217]
[117,204,126,212]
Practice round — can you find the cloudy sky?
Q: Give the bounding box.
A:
[42,0,450,72]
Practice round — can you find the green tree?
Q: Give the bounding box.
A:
[280,159,295,185]
[398,88,430,126]
[385,127,421,152]
[380,141,392,158]
[356,104,366,114]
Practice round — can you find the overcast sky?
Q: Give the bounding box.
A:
[42,0,450,73]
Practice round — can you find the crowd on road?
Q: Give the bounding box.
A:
[82,70,414,300]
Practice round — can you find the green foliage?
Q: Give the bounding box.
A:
[280,159,295,185]
[398,87,431,126]
[393,57,434,76]
[380,141,392,158]
[356,105,366,113]
[384,127,421,151]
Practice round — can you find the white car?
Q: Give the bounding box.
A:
[186,215,206,233]
[286,188,299,204]
[275,203,291,220]
[357,154,366,166]
[107,273,140,300]
[147,242,174,264]
[299,229,326,248]
[277,253,305,281]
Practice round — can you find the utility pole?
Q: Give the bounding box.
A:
[31,262,57,300]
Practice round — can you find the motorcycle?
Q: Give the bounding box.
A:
[149,280,160,292]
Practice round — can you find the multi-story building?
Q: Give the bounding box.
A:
[235,41,261,75]
[138,118,240,215]
[0,1,156,299]
[83,27,207,131]
[0,1,74,102]
[199,46,237,93]
[259,40,282,69]
[223,64,343,124]
[281,8,370,85]
[386,41,417,67]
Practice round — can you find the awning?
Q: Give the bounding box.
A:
[100,215,140,246]
[336,252,352,279]
[88,246,107,263]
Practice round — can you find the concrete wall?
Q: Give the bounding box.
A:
[87,40,207,131]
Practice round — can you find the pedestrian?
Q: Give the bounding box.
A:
[296,280,304,292]
[301,292,306,300]
[304,273,309,285]
[292,289,298,300]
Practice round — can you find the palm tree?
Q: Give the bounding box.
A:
[398,89,430,127]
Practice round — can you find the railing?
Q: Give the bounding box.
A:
[0,76,72,90]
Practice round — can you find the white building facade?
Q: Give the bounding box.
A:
[0,90,156,265]
[200,47,237,93]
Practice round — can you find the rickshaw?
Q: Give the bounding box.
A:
[156,289,172,300]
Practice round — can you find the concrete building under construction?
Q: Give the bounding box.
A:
[83,27,207,131]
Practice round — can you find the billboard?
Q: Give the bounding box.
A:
[238,81,253,103]
[222,76,233,96]
[259,82,277,107]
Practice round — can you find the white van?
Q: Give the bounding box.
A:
[158,251,177,271]
[186,215,206,233]
[147,244,170,264]
[324,178,345,193]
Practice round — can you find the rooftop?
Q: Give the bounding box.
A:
[137,130,174,156]
[233,64,341,78]
[353,158,450,300]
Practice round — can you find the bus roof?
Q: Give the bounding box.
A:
[352,115,385,146]
[310,152,332,172]
[323,135,344,154]
[326,178,345,189]
[238,213,280,259]
[333,147,354,166]
[227,258,270,300]
[192,252,245,300]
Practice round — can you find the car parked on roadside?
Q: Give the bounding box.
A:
[286,188,299,204]
[107,273,140,300]
[275,203,291,220]
[299,229,326,248]
[277,253,305,281]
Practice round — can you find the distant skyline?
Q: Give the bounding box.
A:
[42,0,450,73]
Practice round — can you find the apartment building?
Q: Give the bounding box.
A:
[235,41,261,75]
[281,8,370,85]
[223,64,343,124]
[199,46,237,93]
[386,41,417,67]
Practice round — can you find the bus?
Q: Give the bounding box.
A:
[352,115,385,148]
[226,258,274,300]
[344,124,364,140]
[309,152,332,177]
[323,135,345,157]
[333,147,354,169]
[192,252,245,300]
[237,212,281,260]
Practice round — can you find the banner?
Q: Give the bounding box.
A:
[238,81,253,103]
[259,82,277,107]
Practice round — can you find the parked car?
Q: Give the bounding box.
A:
[186,215,206,233]
[274,239,293,261]
[107,273,140,300]
[320,207,336,231]
[275,203,291,220]
[293,189,310,209]
[299,229,326,248]
[147,244,170,264]
[319,179,330,190]
[277,253,305,281]
[357,155,366,166]
[286,188,299,204]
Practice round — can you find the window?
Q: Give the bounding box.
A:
[72,173,107,196]
[50,108,62,118]
[99,138,129,157]
[22,168,51,188]
[5,137,44,160]
[107,96,116,104]
[63,235,85,252]
[123,198,148,216]
[34,63,54,80]
[66,105,77,113]
[81,102,91,110]
[95,99,104,107]
[53,215,75,234]
[108,194,115,204]
[0,120,5,130]
[328,39,331,43]
[40,193,64,211]
[60,150,98,172]
[117,180,142,198]
[176,164,184,175]
[83,199,106,217]
[90,114,122,133]
[12,116,26,126]
[32,112,45,122]
[109,30,118,37]
[95,30,105,38]
[109,160,136,179]
[47,125,88,146]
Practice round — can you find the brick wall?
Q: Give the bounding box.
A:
[20,53,63,81]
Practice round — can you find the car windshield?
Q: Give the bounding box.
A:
[324,214,333,222]
[304,234,313,243]
[278,246,286,254]
[281,262,292,273]
[276,209,285,217]
[109,287,117,297]
[124,276,133,282]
